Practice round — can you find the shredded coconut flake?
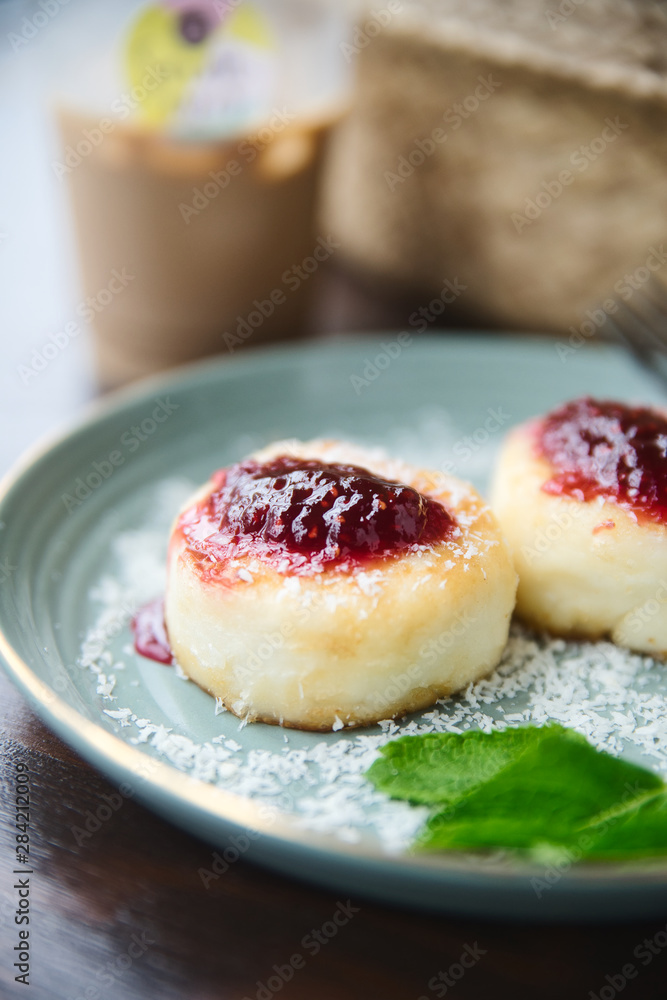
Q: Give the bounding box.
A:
[77,465,667,855]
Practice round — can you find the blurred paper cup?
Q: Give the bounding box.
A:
[49,0,352,386]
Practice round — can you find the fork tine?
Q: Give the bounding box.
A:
[643,276,667,311]
[603,305,654,361]
[600,293,667,393]
[619,287,667,356]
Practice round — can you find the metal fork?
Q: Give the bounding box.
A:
[601,278,667,392]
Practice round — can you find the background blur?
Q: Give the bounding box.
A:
[2,5,667,998]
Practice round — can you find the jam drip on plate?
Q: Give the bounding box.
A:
[537,397,667,523]
[132,598,173,664]
[178,456,456,574]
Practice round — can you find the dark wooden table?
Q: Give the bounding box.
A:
[1,264,667,1000]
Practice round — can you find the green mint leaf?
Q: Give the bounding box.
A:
[366,724,666,860]
[366,723,571,806]
[417,732,661,852]
[580,791,667,859]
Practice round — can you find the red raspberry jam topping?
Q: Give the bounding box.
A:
[536,397,667,523]
[177,456,456,575]
[131,598,173,664]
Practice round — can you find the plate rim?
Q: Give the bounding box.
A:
[2,332,667,894]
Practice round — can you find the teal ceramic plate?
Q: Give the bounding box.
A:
[1,334,667,921]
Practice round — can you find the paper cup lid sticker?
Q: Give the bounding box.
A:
[125,0,277,138]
